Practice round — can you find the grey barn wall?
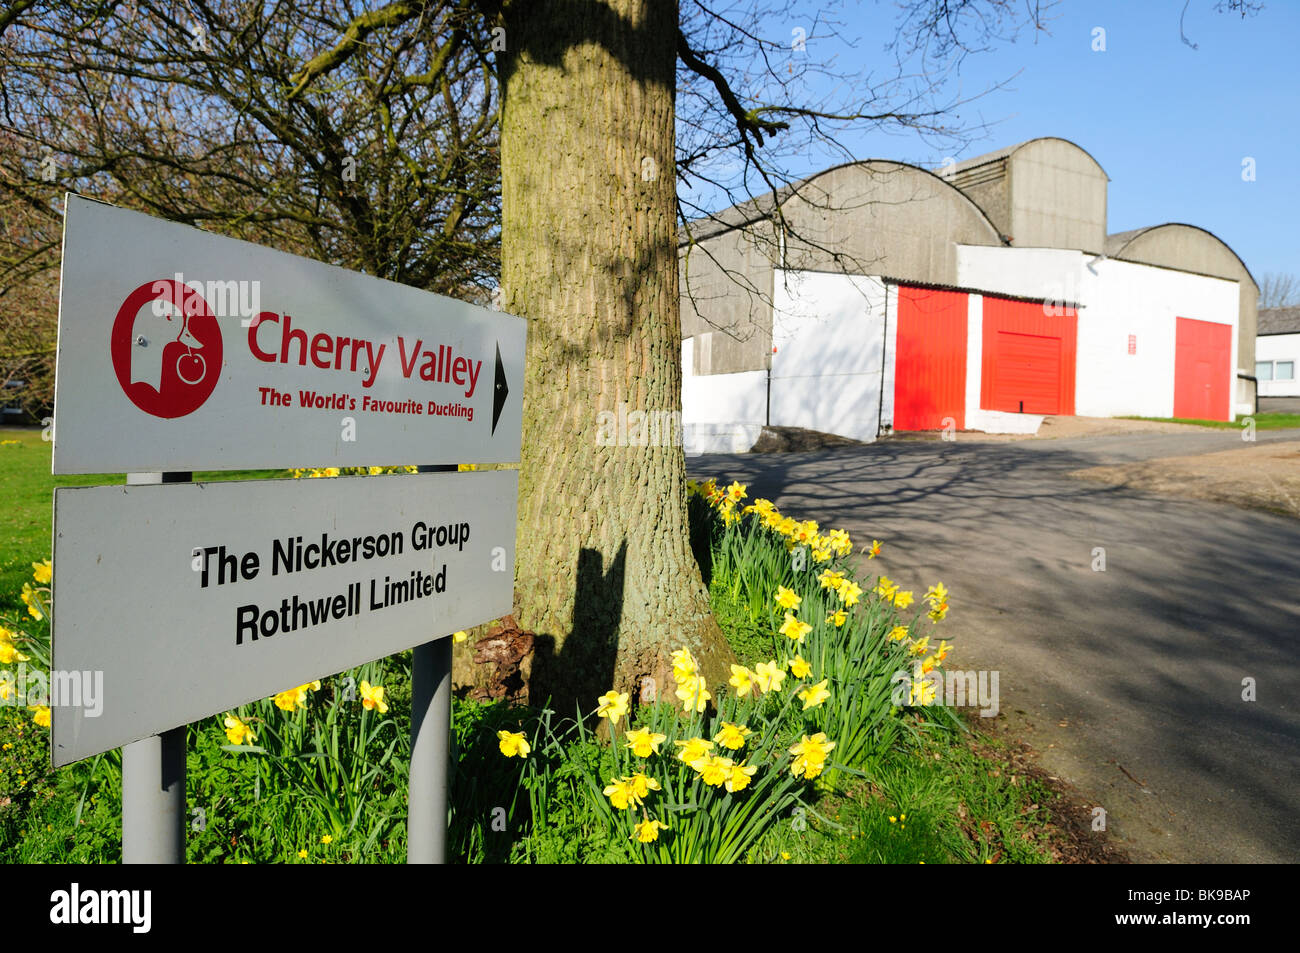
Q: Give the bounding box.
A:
[948,137,1109,254]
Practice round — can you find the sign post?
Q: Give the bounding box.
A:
[409,463,457,864]
[50,194,526,864]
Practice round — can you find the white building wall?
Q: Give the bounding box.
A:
[1078,258,1238,419]
[680,363,767,454]
[770,270,886,442]
[958,245,1239,421]
[957,245,1085,304]
[1257,333,1300,397]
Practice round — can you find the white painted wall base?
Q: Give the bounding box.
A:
[966,410,1045,434]
[683,422,764,455]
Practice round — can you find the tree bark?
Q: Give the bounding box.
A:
[497,0,732,714]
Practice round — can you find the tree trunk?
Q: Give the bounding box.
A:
[497,0,732,714]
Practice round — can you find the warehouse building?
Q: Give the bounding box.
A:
[1256,306,1300,407]
[679,137,1257,452]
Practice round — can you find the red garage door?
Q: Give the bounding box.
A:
[981,297,1076,415]
[894,286,967,431]
[1174,317,1231,421]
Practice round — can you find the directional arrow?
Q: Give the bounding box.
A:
[492,342,509,436]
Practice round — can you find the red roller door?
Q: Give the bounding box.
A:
[894,286,967,431]
[1173,317,1231,421]
[981,297,1076,415]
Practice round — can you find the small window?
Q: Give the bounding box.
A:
[1256,361,1273,381]
[1278,362,1295,381]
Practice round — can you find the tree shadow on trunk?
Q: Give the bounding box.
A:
[527,543,626,721]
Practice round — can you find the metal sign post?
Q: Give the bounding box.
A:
[409,463,458,864]
[121,471,189,864]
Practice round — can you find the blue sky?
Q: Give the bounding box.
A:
[695,0,1298,283]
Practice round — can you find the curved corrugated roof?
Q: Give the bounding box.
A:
[678,158,1003,247]
[1105,223,1258,291]
[944,136,1109,180]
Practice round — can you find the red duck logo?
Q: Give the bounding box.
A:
[110,279,223,418]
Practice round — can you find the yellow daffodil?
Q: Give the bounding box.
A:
[826,609,847,628]
[726,481,747,502]
[787,654,812,679]
[910,636,930,656]
[908,675,937,706]
[725,762,757,793]
[223,714,255,746]
[797,679,831,711]
[779,612,812,643]
[827,529,852,556]
[670,647,697,684]
[774,586,801,610]
[603,777,637,810]
[632,818,669,843]
[893,590,915,610]
[31,560,52,585]
[925,582,948,604]
[20,583,42,621]
[818,569,845,591]
[789,733,836,780]
[360,680,388,713]
[695,753,734,787]
[624,726,666,758]
[888,625,910,642]
[713,721,752,751]
[928,601,950,623]
[934,640,953,662]
[0,627,29,665]
[874,577,898,600]
[866,539,883,558]
[675,675,710,713]
[754,660,786,694]
[674,737,714,765]
[31,705,51,728]
[627,772,661,801]
[837,580,863,607]
[497,730,531,758]
[272,682,318,712]
[596,690,630,725]
[728,663,756,698]
[273,689,300,711]
[921,655,938,675]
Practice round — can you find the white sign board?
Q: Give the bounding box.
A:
[50,470,516,766]
[52,194,525,473]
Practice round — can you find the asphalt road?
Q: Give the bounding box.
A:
[689,428,1300,863]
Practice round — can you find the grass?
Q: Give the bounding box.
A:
[1119,413,1300,430]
